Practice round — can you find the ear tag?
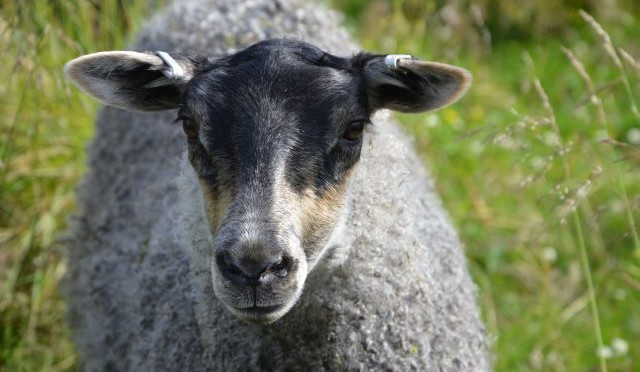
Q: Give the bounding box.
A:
[155,51,185,80]
[384,54,414,70]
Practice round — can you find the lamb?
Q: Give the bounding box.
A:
[63,0,489,370]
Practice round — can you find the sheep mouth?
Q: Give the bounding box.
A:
[231,304,288,324]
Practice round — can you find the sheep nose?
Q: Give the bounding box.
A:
[216,251,290,286]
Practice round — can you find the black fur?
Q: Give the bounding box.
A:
[182,40,371,195]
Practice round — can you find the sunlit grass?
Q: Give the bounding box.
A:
[333,1,639,370]
[0,1,163,369]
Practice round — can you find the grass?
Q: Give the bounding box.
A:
[332,1,639,370]
[1,0,638,370]
[0,1,161,370]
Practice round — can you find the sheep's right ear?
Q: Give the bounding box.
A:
[64,51,198,112]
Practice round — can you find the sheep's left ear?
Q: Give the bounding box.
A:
[359,54,472,113]
[64,51,199,112]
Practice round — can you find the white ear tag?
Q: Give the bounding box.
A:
[384,54,414,70]
[155,51,185,80]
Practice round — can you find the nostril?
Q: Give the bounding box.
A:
[216,252,243,281]
[216,251,290,284]
[269,257,290,279]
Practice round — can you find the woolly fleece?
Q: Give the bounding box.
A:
[65,0,490,370]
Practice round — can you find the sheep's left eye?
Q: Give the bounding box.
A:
[342,120,366,141]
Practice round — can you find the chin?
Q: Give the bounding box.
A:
[227,297,299,325]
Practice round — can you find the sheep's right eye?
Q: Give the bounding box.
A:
[342,120,366,142]
[177,115,198,139]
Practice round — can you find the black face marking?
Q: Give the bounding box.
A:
[181,39,371,196]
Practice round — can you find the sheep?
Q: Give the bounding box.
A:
[63,0,490,370]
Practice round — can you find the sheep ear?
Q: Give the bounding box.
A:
[64,51,197,112]
[360,54,472,113]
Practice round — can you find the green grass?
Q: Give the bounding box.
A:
[0,1,162,370]
[332,1,639,370]
[1,0,638,370]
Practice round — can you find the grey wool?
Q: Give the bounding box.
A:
[64,0,490,370]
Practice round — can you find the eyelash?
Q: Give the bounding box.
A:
[175,112,199,139]
[342,119,369,141]
[174,114,192,123]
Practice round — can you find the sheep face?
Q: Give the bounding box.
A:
[182,41,368,323]
[65,39,472,324]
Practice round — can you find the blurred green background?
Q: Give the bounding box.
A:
[1,0,638,370]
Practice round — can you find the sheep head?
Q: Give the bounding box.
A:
[65,39,471,324]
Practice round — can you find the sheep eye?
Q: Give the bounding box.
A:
[176,114,198,139]
[342,120,366,142]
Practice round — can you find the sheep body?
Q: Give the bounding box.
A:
[65,0,489,370]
